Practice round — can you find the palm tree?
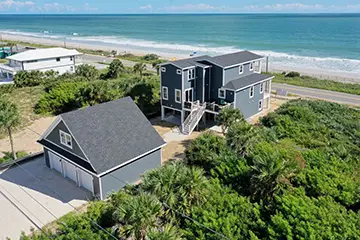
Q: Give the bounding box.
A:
[133,62,146,77]
[147,224,183,240]
[141,161,209,218]
[6,42,16,54]
[107,59,125,79]
[226,121,258,157]
[112,192,163,240]
[218,107,244,134]
[152,60,162,75]
[0,97,20,160]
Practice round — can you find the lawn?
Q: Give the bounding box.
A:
[0,59,7,63]
[271,72,360,95]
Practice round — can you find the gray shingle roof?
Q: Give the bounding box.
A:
[60,97,165,174]
[166,55,213,69]
[223,73,273,90]
[210,51,263,68]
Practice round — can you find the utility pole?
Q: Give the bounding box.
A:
[266,56,269,73]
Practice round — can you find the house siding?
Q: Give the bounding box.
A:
[235,83,264,119]
[209,64,223,102]
[161,64,182,110]
[45,120,87,160]
[195,66,204,102]
[100,149,161,199]
[22,56,76,74]
[224,62,254,85]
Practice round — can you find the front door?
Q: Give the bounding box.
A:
[185,88,193,102]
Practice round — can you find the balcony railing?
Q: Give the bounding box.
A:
[205,102,233,113]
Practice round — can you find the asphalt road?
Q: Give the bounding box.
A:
[272,83,360,107]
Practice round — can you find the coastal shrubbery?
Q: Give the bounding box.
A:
[22,100,360,239]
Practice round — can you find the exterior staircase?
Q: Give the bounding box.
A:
[181,102,206,135]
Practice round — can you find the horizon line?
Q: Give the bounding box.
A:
[0,12,360,15]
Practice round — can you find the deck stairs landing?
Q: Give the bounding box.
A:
[181,102,206,135]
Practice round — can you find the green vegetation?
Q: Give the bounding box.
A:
[0,97,20,160]
[22,100,360,239]
[117,53,166,65]
[0,59,7,63]
[0,151,28,164]
[272,72,360,95]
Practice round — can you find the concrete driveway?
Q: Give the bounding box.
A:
[0,155,91,240]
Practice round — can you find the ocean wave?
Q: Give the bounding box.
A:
[2,30,360,74]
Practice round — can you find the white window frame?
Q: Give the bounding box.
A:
[161,67,166,72]
[188,68,195,80]
[239,65,244,74]
[218,89,226,99]
[249,86,254,98]
[249,62,254,71]
[162,86,168,100]
[260,82,264,94]
[59,130,72,149]
[175,89,181,103]
[258,99,263,111]
[176,69,182,75]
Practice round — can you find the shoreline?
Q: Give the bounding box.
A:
[1,33,360,84]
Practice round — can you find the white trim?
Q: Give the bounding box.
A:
[202,68,205,102]
[162,86,168,100]
[249,61,254,71]
[188,68,195,80]
[239,65,244,74]
[176,69,182,75]
[184,88,193,102]
[98,177,103,200]
[222,69,225,86]
[235,76,275,92]
[59,130,72,149]
[260,82,264,94]
[249,86,254,98]
[98,144,167,177]
[258,99,263,111]
[45,147,98,177]
[161,67,166,72]
[175,89,181,103]
[41,116,62,139]
[218,88,226,99]
[163,106,182,112]
[223,57,265,69]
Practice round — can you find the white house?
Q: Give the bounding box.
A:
[0,47,83,84]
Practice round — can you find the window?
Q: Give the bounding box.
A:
[60,130,72,149]
[258,100,263,111]
[249,86,254,98]
[185,88,193,102]
[70,56,73,61]
[249,62,254,71]
[239,65,244,74]
[162,86,168,100]
[26,60,38,63]
[218,89,226,99]
[161,67,166,72]
[188,68,195,80]
[260,82,264,93]
[56,58,61,62]
[70,66,74,72]
[175,89,181,103]
[176,69,182,75]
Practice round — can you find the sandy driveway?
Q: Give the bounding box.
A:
[0,117,55,157]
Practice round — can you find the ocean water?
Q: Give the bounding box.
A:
[1,14,360,73]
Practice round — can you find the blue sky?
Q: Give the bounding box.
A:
[1,0,360,13]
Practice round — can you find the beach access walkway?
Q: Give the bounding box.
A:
[272,83,360,107]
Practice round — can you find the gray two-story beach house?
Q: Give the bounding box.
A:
[160,50,273,135]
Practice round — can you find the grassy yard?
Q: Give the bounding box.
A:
[271,72,360,95]
[0,59,7,63]
[116,53,167,65]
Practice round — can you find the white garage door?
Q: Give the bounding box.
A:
[78,170,94,193]
[49,152,62,173]
[63,161,77,183]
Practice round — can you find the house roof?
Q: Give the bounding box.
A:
[210,51,263,68]
[164,55,213,69]
[223,73,273,91]
[50,97,165,174]
[7,47,82,62]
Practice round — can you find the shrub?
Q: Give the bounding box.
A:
[142,54,159,61]
[0,151,28,163]
[106,59,125,79]
[285,71,301,78]
[75,64,99,80]
[13,70,44,87]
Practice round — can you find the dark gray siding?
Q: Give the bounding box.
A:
[93,176,101,199]
[100,149,161,199]
[225,89,235,103]
[45,120,87,160]
[235,83,264,119]
[44,148,50,168]
[224,62,254,85]
[195,66,204,102]
[161,64,182,110]
[208,64,223,102]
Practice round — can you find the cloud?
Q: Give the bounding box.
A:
[139,4,152,10]
[0,0,97,12]
[162,4,224,12]
[244,3,360,12]
[0,0,35,10]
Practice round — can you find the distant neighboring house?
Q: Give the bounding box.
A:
[37,97,166,200]
[0,47,82,84]
[160,51,274,134]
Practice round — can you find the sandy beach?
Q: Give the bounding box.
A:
[1,33,360,84]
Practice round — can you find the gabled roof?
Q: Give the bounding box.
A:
[210,51,263,68]
[42,97,165,174]
[223,73,273,91]
[7,47,82,62]
[163,55,213,69]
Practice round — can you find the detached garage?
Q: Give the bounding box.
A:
[38,97,166,200]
